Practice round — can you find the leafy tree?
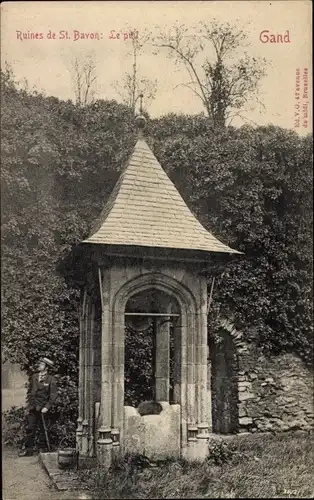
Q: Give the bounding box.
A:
[151,121,313,364]
[154,20,268,127]
[1,68,136,442]
[1,66,312,451]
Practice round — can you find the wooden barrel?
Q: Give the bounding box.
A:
[57,448,76,469]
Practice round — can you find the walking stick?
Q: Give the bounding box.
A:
[41,412,51,452]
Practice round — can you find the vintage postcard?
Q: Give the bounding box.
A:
[1,1,313,499]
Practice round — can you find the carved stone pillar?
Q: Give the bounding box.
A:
[81,419,89,456]
[196,282,210,458]
[173,320,181,406]
[76,417,83,453]
[177,314,188,456]
[111,313,124,458]
[83,298,92,455]
[186,313,197,459]
[155,317,170,402]
[77,289,87,453]
[97,427,112,471]
[97,268,113,469]
[111,428,120,460]
[87,302,96,456]
[207,346,213,433]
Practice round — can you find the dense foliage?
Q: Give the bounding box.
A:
[155,21,267,127]
[149,118,313,361]
[1,67,313,441]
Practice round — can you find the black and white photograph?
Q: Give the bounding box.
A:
[1,1,313,499]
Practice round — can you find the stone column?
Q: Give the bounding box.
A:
[87,303,96,456]
[111,314,124,457]
[81,419,89,456]
[173,312,190,456]
[97,268,113,469]
[186,313,198,459]
[82,297,92,456]
[93,302,102,432]
[176,314,188,456]
[207,346,213,433]
[155,317,170,402]
[77,288,87,454]
[97,427,113,471]
[173,319,181,405]
[76,417,83,454]
[196,281,210,459]
[199,335,209,426]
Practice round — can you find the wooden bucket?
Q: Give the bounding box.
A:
[57,438,77,469]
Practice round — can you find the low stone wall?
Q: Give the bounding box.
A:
[237,351,314,433]
[211,319,314,434]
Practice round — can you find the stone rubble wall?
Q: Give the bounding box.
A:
[218,319,314,434]
[237,352,314,433]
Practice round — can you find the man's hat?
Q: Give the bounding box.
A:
[41,357,54,368]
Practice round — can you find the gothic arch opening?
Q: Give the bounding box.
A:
[210,326,239,434]
[124,287,180,407]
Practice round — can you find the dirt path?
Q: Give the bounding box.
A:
[2,447,92,500]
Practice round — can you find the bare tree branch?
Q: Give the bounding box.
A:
[156,41,211,118]
[69,55,98,107]
[154,21,268,127]
[173,82,205,105]
[112,29,158,115]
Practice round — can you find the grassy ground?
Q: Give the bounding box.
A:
[79,432,314,499]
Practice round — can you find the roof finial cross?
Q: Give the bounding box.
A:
[135,93,147,136]
[139,93,144,114]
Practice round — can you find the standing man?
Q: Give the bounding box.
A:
[19,357,57,457]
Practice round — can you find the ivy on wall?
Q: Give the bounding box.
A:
[1,68,313,434]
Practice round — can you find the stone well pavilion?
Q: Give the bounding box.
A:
[76,116,240,469]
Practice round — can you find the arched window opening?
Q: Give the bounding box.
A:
[124,288,180,408]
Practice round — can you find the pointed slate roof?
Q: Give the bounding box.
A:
[83,139,240,254]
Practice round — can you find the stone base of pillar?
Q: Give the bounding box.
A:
[182,440,198,461]
[182,424,199,461]
[196,423,210,460]
[181,423,210,461]
[76,417,83,454]
[111,428,121,461]
[182,439,209,462]
[112,442,120,461]
[88,435,95,458]
[97,427,113,471]
[81,419,92,456]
